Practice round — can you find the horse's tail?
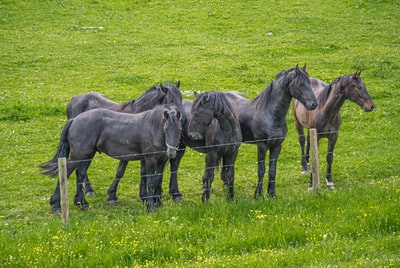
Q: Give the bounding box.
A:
[39,119,73,177]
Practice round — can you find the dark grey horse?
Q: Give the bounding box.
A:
[293,71,375,189]
[186,91,242,201]
[65,82,186,200]
[40,105,182,213]
[222,64,318,198]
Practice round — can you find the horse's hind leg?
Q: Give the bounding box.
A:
[83,175,95,196]
[50,161,79,215]
[295,122,309,173]
[74,160,93,210]
[107,160,129,204]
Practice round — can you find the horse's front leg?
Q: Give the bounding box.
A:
[107,160,129,204]
[221,153,238,200]
[144,159,164,211]
[169,143,186,201]
[267,144,282,198]
[254,143,268,198]
[139,160,147,201]
[326,134,338,190]
[202,151,217,202]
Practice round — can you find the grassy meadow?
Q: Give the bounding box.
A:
[1,0,400,267]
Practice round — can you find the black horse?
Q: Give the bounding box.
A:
[222,64,318,198]
[40,105,182,213]
[186,91,242,201]
[65,82,186,200]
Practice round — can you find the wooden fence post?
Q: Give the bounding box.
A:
[58,157,69,225]
[309,128,320,193]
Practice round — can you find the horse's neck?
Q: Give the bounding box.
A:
[132,97,158,113]
[319,83,347,121]
[256,83,292,124]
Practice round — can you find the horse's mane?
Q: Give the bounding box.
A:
[132,84,182,112]
[143,104,179,129]
[318,74,351,105]
[251,67,308,111]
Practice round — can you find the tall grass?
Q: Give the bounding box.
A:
[1,0,399,267]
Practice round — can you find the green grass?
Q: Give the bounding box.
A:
[1,0,400,267]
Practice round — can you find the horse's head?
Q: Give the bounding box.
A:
[344,71,375,112]
[163,105,182,159]
[287,64,318,111]
[188,91,227,140]
[159,81,188,126]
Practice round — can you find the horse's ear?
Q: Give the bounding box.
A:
[357,70,362,77]
[302,63,307,71]
[160,84,168,93]
[176,80,180,89]
[295,64,300,74]
[194,91,199,98]
[201,94,209,104]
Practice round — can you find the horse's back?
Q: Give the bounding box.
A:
[67,92,118,118]
[310,78,328,96]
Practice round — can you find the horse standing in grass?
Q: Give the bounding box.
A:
[221,64,318,198]
[40,105,182,213]
[293,71,375,189]
[65,82,186,200]
[185,91,242,201]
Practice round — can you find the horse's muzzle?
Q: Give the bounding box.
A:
[364,101,375,112]
[188,131,203,140]
[305,100,318,110]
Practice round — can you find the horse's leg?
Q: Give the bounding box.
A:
[83,175,95,196]
[107,160,129,204]
[326,134,338,190]
[221,153,237,200]
[73,160,92,211]
[295,120,308,174]
[168,143,186,201]
[50,161,79,215]
[202,151,217,202]
[254,143,268,198]
[139,160,147,201]
[267,144,282,198]
[143,159,164,211]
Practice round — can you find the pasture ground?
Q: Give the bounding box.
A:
[1,0,399,267]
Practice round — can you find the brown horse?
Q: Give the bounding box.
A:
[293,71,375,189]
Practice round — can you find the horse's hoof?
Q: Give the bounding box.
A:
[302,170,309,175]
[171,193,183,202]
[85,191,95,197]
[52,208,62,215]
[326,183,335,190]
[108,200,119,205]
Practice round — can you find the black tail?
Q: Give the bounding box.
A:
[39,119,73,177]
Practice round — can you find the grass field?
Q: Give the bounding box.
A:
[1,0,399,267]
